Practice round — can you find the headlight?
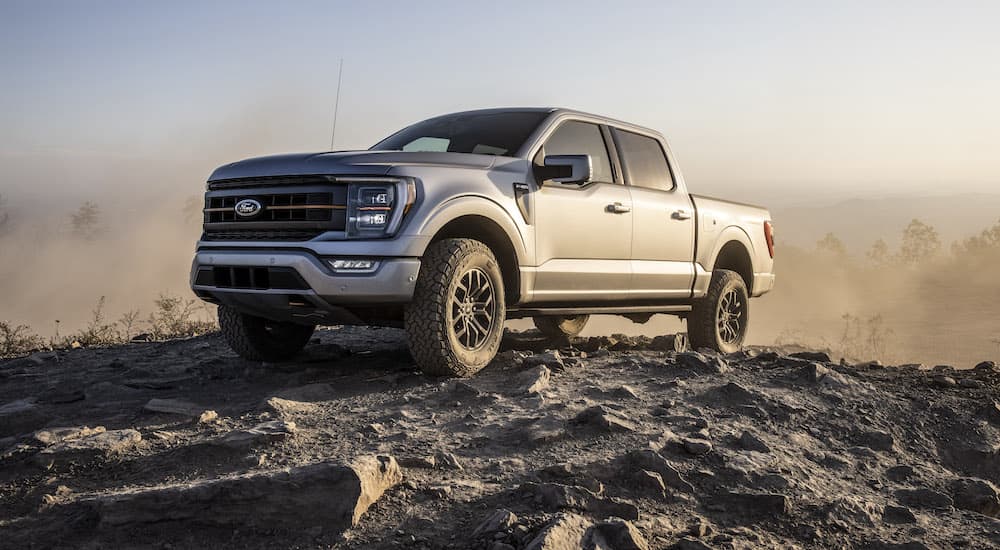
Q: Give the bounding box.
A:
[332,177,416,238]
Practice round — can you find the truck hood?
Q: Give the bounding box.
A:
[208,150,500,181]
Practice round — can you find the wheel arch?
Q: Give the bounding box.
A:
[707,228,755,292]
[418,196,526,305]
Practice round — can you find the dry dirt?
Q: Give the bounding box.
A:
[2,327,999,550]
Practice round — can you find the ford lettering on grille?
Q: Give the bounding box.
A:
[234,199,262,217]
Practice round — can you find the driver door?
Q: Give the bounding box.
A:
[530,120,632,302]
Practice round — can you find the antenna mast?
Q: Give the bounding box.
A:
[329,58,344,150]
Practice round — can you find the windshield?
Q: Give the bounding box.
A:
[370,111,549,156]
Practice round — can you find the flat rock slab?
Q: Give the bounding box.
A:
[93,455,402,532]
[37,429,142,468]
[214,420,297,449]
[33,426,106,446]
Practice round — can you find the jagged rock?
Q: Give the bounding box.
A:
[794,363,853,389]
[583,517,649,550]
[433,450,464,470]
[895,488,953,509]
[94,456,401,532]
[620,449,695,493]
[686,517,712,538]
[574,405,636,432]
[883,505,917,524]
[143,398,212,418]
[519,366,551,395]
[973,361,997,372]
[633,469,667,497]
[714,492,791,518]
[738,430,770,453]
[676,351,727,374]
[790,351,832,363]
[612,385,640,400]
[473,509,518,538]
[682,438,713,456]
[825,497,882,527]
[524,513,591,550]
[930,375,957,389]
[33,425,106,446]
[702,382,759,406]
[671,538,712,550]
[265,396,320,416]
[942,445,1000,481]
[886,465,917,482]
[36,429,141,468]
[857,430,895,452]
[518,482,639,520]
[977,402,1000,425]
[215,420,296,449]
[752,472,791,491]
[950,477,1000,517]
[524,351,565,370]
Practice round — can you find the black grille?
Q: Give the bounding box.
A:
[193,266,309,290]
[204,193,338,223]
[201,178,349,242]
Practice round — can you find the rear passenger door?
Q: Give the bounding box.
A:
[612,128,696,299]
[531,120,633,302]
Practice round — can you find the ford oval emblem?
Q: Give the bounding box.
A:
[234,199,262,217]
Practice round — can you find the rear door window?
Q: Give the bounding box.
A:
[613,129,674,192]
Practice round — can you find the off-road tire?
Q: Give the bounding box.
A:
[688,269,749,354]
[405,238,506,377]
[533,315,590,339]
[218,305,315,362]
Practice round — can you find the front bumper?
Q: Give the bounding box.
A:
[190,248,421,323]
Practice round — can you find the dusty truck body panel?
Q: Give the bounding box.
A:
[191,107,775,374]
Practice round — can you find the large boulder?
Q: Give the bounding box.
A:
[94,456,402,532]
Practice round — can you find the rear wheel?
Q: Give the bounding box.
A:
[405,238,506,377]
[533,315,589,339]
[218,305,315,361]
[687,269,749,354]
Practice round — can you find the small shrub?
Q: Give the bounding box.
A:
[147,294,217,340]
[0,321,45,357]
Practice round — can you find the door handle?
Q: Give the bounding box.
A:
[607,202,631,214]
[671,209,692,220]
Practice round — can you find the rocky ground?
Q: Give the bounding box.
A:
[1,327,999,550]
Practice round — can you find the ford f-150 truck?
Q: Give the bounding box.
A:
[191,108,776,376]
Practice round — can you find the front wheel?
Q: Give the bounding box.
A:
[687,269,749,354]
[405,238,506,377]
[218,305,315,361]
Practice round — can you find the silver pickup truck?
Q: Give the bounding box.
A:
[191,108,775,376]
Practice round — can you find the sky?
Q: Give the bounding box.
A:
[2,0,999,204]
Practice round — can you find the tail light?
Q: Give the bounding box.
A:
[764,221,775,258]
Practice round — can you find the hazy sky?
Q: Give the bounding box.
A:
[2,0,999,201]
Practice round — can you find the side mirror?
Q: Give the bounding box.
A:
[543,154,592,185]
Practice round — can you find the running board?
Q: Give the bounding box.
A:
[507,304,691,319]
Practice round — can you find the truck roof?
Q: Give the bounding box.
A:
[432,107,664,139]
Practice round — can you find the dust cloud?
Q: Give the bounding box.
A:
[575,232,1000,369]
